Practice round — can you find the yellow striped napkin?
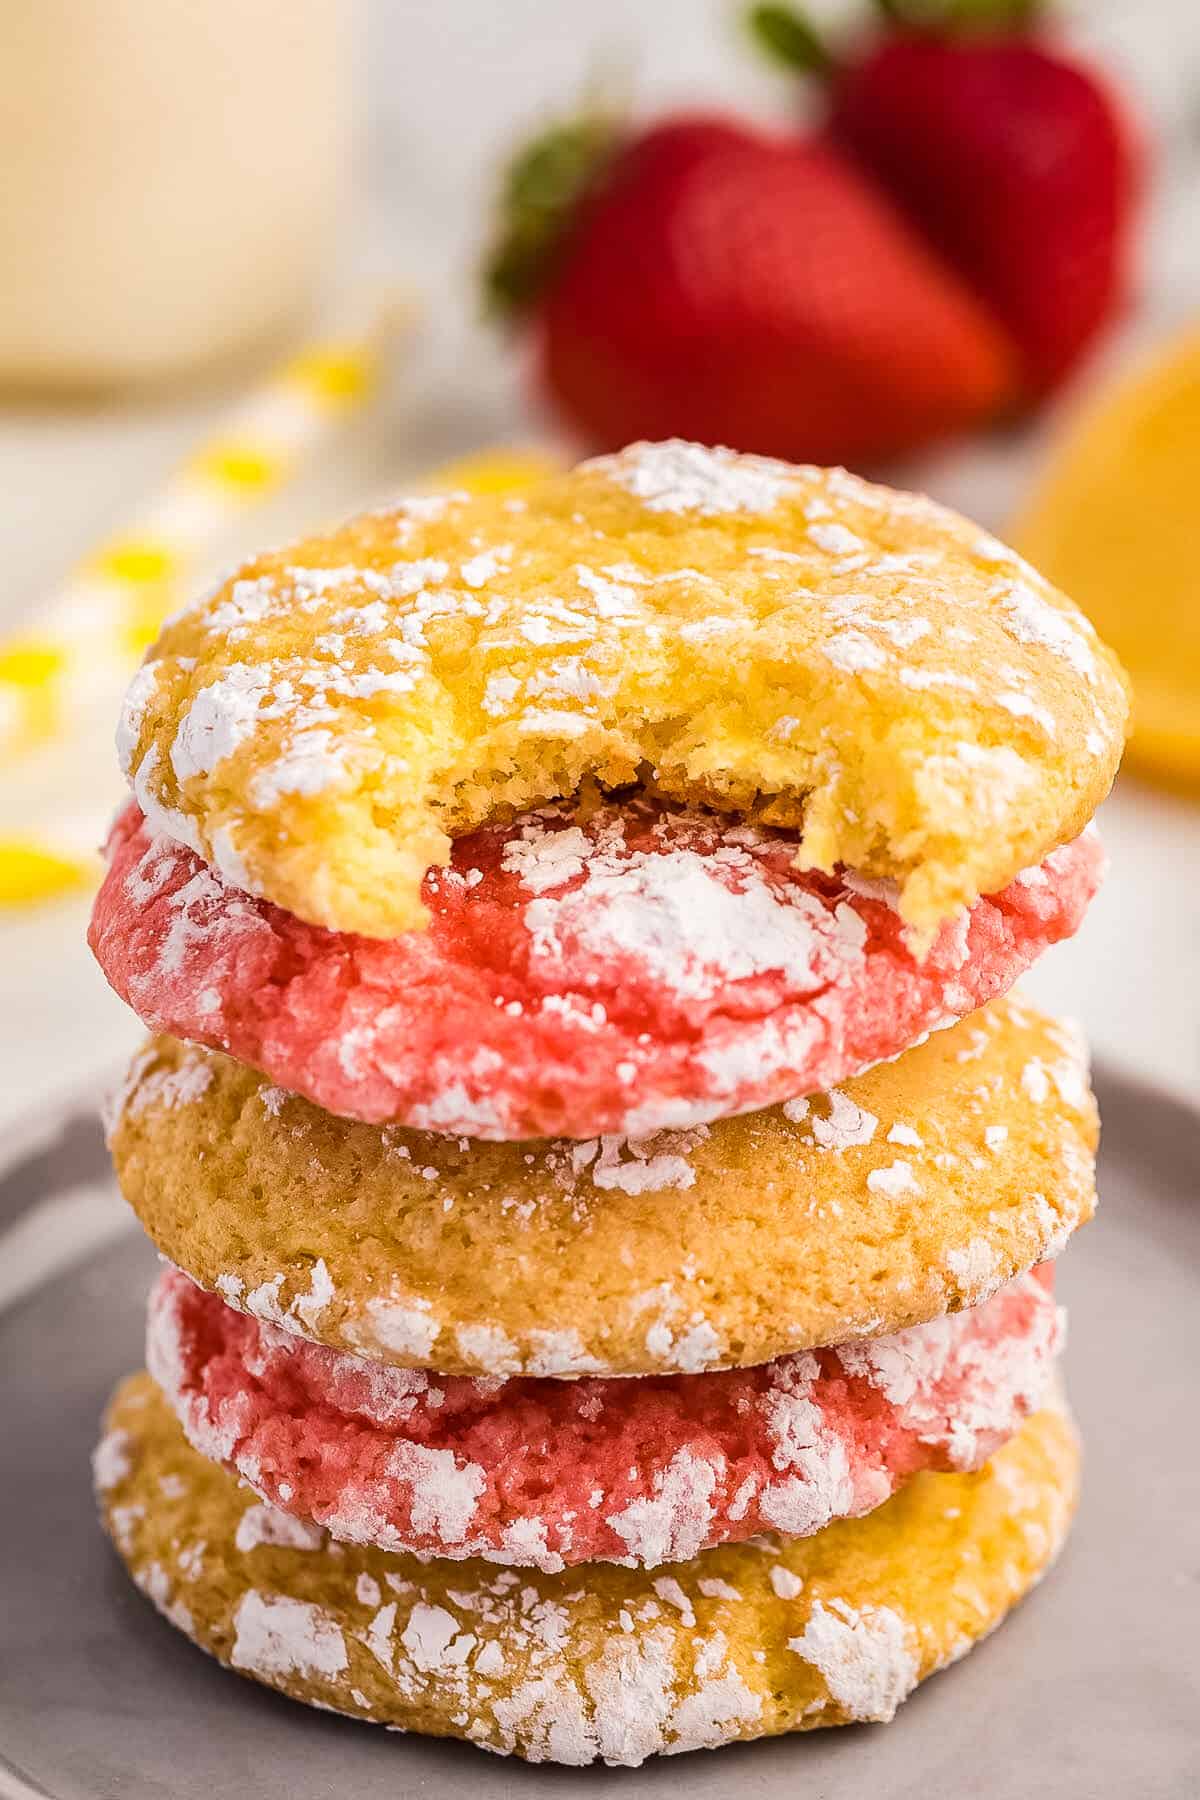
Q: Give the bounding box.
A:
[0,290,414,905]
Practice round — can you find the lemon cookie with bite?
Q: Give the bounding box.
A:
[116,441,1127,941]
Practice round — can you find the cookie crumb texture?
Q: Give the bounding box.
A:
[97,1376,1079,1765]
[109,992,1098,1376]
[92,799,1104,1139]
[117,442,1127,940]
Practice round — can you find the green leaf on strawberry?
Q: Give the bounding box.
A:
[751,0,1047,55]
[484,112,622,319]
[746,6,834,75]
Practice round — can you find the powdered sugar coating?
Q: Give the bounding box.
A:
[91,799,1104,1139]
[92,1428,133,1492]
[98,1374,1081,1765]
[115,443,1127,943]
[587,441,799,515]
[147,1264,1061,1570]
[787,1600,917,1722]
[235,1503,325,1553]
[230,1590,348,1680]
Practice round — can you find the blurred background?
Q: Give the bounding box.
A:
[2,0,1198,1139]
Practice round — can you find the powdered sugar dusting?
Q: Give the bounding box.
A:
[384,1443,487,1546]
[92,1428,133,1492]
[665,1645,762,1752]
[946,1237,1003,1302]
[402,1602,470,1673]
[605,1451,720,1565]
[170,665,275,782]
[119,1045,213,1121]
[506,808,863,1006]
[231,1590,348,1680]
[586,440,797,516]
[996,580,1098,684]
[116,660,163,775]
[811,1089,878,1151]
[836,1270,1061,1469]
[235,1504,325,1553]
[359,1295,440,1360]
[758,1361,856,1538]
[581,1130,709,1196]
[866,1160,921,1199]
[290,1258,335,1332]
[788,1599,918,1721]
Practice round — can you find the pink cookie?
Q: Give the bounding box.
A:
[147,1264,1061,1572]
[92,800,1102,1140]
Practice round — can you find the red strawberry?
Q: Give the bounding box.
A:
[752,2,1140,395]
[485,113,1015,464]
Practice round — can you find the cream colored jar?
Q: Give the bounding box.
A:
[0,0,350,391]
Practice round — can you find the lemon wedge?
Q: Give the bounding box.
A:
[1014,327,1200,788]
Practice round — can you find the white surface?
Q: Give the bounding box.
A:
[1,0,1199,1131]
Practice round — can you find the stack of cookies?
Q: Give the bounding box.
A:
[90,441,1127,1767]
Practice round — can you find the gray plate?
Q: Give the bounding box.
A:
[1,1072,1197,1799]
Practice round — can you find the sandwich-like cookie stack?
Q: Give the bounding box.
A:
[90,441,1127,1766]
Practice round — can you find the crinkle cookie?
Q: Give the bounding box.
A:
[115,440,1127,941]
[148,1263,1061,1571]
[108,993,1097,1377]
[95,1374,1079,1766]
[92,798,1103,1139]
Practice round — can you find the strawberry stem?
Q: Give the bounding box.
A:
[871,0,1045,27]
[746,5,836,76]
[483,111,622,319]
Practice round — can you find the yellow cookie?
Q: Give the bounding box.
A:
[117,441,1127,940]
[95,1374,1079,1767]
[107,992,1097,1377]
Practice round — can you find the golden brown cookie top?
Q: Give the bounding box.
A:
[117,441,1127,939]
[108,992,1098,1377]
[96,1374,1079,1765]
